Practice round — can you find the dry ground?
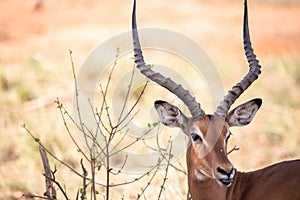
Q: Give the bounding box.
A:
[0,0,300,199]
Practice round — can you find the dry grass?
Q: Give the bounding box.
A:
[0,0,300,199]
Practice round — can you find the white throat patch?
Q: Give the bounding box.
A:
[194,169,207,181]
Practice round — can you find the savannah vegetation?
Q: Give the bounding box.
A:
[0,0,300,199]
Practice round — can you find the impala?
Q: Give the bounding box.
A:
[132,0,300,199]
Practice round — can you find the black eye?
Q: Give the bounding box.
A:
[191,133,203,143]
[226,132,232,143]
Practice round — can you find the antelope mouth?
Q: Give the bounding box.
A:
[219,178,233,187]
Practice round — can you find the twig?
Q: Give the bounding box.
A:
[39,146,56,200]
[157,140,172,199]
[22,193,49,199]
[76,190,79,200]
[116,81,149,127]
[109,155,128,175]
[227,145,240,155]
[115,109,140,134]
[117,63,138,125]
[106,128,129,156]
[106,140,110,200]
[90,158,97,200]
[109,161,160,187]
[69,50,84,135]
[97,48,120,132]
[55,98,90,162]
[154,127,187,175]
[109,127,153,157]
[136,159,161,200]
[80,159,87,200]
[47,170,70,200]
[101,48,119,113]
[22,124,105,187]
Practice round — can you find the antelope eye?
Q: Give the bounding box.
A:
[226,132,232,143]
[191,133,203,143]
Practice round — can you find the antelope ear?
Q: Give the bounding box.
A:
[226,98,262,127]
[154,100,188,128]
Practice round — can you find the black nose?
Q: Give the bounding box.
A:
[217,167,234,177]
[217,167,234,186]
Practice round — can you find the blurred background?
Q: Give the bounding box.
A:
[0,0,300,199]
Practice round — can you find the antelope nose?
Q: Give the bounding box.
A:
[217,167,234,186]
[217,167,234,177]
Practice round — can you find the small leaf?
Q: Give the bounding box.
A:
[34,137,40,143]
[152,122,159,127]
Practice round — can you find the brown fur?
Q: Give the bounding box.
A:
[187,116,300,200]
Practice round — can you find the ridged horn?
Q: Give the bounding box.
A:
[131,0,205,120]
[214,0,261,118]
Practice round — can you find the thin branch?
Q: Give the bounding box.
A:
[95,105,110,136]
[98,48,119,138]
[227,145,240,155]
[55,99,90,162]
[69,50,84,136]
[114,108,140,134]
[81,121,106,158]
[136,160,160,200]
[106,128,129,156]
[80,159,87,200]
[142,125,187,175]
[48,169,70,200]
[109,155,128,175]
[106,137,110,200]
[109,127,154,157]
[39,146,56,200]
[116,81,149,127]
[76,190,79,200]
[100,87,114,137]
[109,161,161,187]
[97,48,120,131]
[157,140,172,200]
[87,98,109,158]
[90,158,97,200]
[117,63,136,124]
[22,124,106,187]
[87,98,107,149]
[22,194,49,199]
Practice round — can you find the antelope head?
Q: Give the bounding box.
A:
[132,0,261,187]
